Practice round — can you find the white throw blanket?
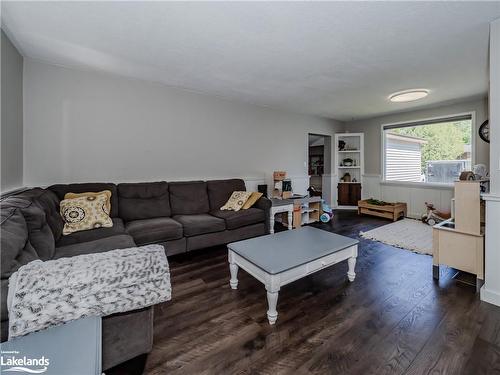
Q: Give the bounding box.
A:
[8,245,172,339]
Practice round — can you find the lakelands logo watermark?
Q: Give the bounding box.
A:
[1,350,50,373]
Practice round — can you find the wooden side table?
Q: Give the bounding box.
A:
[269,198,294,234]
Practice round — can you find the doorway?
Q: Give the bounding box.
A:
[308,133,332,203]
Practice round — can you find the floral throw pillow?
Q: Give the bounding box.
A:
[220,191,253,212]
[64,190,112,214]
[60,193,113,235]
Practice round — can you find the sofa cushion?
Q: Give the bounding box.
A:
[49,183,119,217]
[1,207,40,279]
[242,192,263,210]
[169,181,209,215]
[220,191,253,212]
[118,182,170,221]
[2,196,56,261]
[12,188,64,241]
[207,179,246,211]
[60,193,113,235]
[64,190,112,213]
[173,214,226,237]
[126,217,183,245]
[1,280,9,340]
[54,234,136,259]
[1,207,41,337]
[210,208,265,230]
[56,218,127,247]
[186,223,266,252]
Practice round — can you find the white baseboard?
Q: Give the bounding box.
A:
[480,286,500,307]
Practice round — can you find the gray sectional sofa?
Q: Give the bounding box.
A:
[0,178,270,370]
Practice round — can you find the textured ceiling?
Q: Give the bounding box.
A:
[2,1,500,121]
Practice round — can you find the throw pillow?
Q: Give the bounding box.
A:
[220,191,253,212]
[242,192,263,209]
[60,193,113,235]
[64,190,112,213]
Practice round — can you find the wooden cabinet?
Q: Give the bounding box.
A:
[337,183,361,206]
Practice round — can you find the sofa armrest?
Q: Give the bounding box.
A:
[254,196,271,211]
[254,197,271,232]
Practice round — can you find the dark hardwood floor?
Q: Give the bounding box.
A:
[111,211,500,375]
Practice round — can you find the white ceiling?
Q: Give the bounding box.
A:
[2,1,500,121]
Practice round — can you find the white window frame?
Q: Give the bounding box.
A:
[380,111,476,188]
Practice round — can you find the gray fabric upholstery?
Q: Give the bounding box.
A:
[210,208,265,230]
[1,207,40,280]
[1,280,8,341]
[157,238,186,256]
[173,214,226,237]
[12,188,63,241]
[2,196,56,261]
[1,207,41,341]
[206,179,246,210]
[253,197,272,232]
[1,178,269,363]
[118,182,170,222]
[169,181,210,215]
[54,234,136,259]
[186,223,266,251]
[126,217,183,245]
[49,183,119,217]
[56,218,127,247]
[102,307,153,370]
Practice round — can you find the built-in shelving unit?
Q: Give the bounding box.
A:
[334,133,364,209]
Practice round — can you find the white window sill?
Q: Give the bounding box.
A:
[380,180,454,190]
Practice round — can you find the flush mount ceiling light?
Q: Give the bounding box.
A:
[389,89,429,103]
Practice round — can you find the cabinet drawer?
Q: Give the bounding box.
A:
[438,231,483,275]
[306,252,343,273]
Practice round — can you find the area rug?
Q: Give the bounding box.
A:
[360,218,432,255]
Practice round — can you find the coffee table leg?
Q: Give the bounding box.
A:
[347,257,356,282]
[229,263,239,289]
[269,210,275,234]
[266,290,279,324]
[228,251,239,289]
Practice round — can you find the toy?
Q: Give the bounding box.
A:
[421,202,451,226]
[320,201,334,223]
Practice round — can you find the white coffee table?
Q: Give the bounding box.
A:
[227,227,358,324]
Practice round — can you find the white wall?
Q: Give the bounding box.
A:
[23,59,342,195]
[481,18,500,308]
[1,30,24,192]
[344,98,489,217]
[489,21,500,195]
[346,97,489,175]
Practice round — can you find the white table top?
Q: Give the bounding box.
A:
[228,227,358,274]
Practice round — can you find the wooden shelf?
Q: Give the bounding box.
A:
[335,132,364,208]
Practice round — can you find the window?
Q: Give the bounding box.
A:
[382,114,473,184]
